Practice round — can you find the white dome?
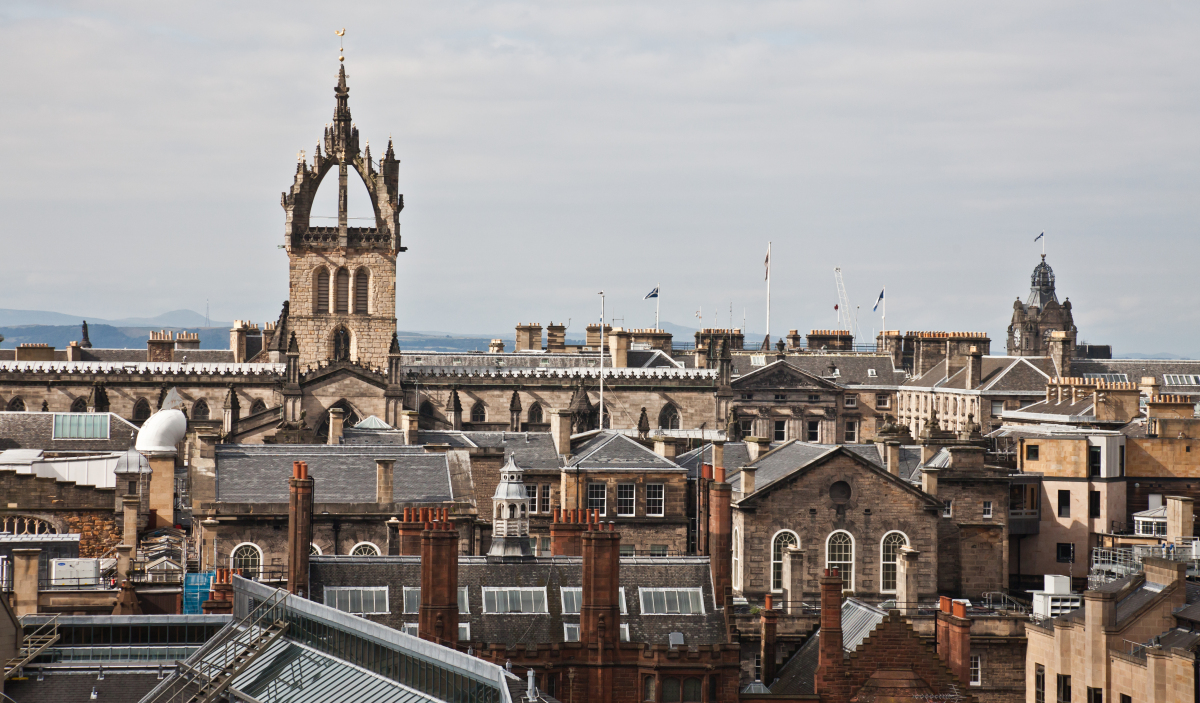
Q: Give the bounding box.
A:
[135,409,187,454]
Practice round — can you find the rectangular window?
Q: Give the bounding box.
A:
[563,623,580,642]
[844,395,857,408]
[1120,695,1130,703]
[807,421,820,442]
[402,587,420,614]
[620,623,630,642]
[620,545,635,557]
[459,586,469,613]
[646,484,664,517]
[1089,491,1101,519]
[562,587,627,614]
[1119,446,1125,476]
[539,536,551,555]
[808,394,820,402]
[526,484,539,511]
[943,500,953,518]
[323,586,390,615]
[617,483,636,517]
[650,544,668,556]
[458,623,470,641]
[1087,687,1102,703]
[970,654,981,685]
[983,501,993,519]
[868,368,878,378]
[1035,665,1045,703]
[540,484,551,513]
[991,400,1005,416]
[587,483,607,516]
[876,393,890,408]
[1058,490,1071,518]
[844,420,858,444]
[774,420,786,441]
[1057,543,1075,563]
[639,588,705,615]
[774,393,786,400]
[402,623,418,636]
[1088,446,1102,477]
[1026,444,1040,461]
[53,413,110,439]
[1164,374,1200,385]
[1057,674,1071,703]
[482,587,548,614]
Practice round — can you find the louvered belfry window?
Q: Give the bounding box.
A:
[335,268,350,314]
[316,269,330,314]
[355,268,369,314]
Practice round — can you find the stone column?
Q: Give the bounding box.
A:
[896,546,920,615]
[12,548,41,617]
[782,547,805,614]
[122,495,140,547]
[116,544,133,583]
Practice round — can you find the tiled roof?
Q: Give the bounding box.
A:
[567,432,682,471]
[309,555,728,647]
[215,445,451,503]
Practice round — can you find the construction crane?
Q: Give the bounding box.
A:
[833,267,861,342]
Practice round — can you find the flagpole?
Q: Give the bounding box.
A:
[598,291,605,431]
[655,282,660,331]
[766,242,772,347]
[882,286,886,334]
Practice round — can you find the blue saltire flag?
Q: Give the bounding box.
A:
[644,286,659,300]
[1034,232,1044,242]
[873,289,885,312]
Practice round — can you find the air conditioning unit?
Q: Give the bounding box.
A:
[51,558,101,587]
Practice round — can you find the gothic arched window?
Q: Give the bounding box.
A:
[315,268,330,314]
[354,268,370,314]
[332,327,351,362]
[771,531,798,592]
[191,399,210,420]
[471,402,486,423]
[133,398,152,422]
[335,268,350,314]
[249,399,267,415]
[659,404,681,430]
[527,402,543,425]
[7,397,25,412]
[70,397,87,413]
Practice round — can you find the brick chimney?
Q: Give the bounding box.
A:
[712,440,725,475]
[202,568,234,615]
[376,459,394,505]
[419,509,459,648]
[551,508,587,557]
[327,407,344,445]
[760,594,780,685]
[815,568,847,699]
[147,330,175,363]
[581,520,622,652]
[708,466,733,608]
[936,597,972,686]
[396,508,428,555]
[288,461,314,598]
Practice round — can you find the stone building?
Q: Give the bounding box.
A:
[1007,255,1078,357]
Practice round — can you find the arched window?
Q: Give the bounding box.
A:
[335,268,350,314]
[732,528,742,591]
[662,678,680,703]
[249,399,267,415]
[881,531,908,593]
[659,404,681,430]
[1,516,59,535]
[332,327,351,362]
[771,530,799,592]
[682,678,702,702]
[350,542,381,556]
[231,543,262,576]
[133,398,152,422]
[7,397,25,412]
[354,268,370,314]
[528,402,543,425]
[315,268,330,314]
[419,400,434,417]
[471,402,486,423]
[826,531,854,590]
[191,399,210,420]
[70,397,88,413]
[310,543,322,556]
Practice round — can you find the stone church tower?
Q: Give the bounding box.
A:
[1007,255,1077,357]
[280,64,405,371]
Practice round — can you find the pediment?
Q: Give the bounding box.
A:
[732,362,838,391]
[300,362,388,393]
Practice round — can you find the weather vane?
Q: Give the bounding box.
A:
[336,28,345,62]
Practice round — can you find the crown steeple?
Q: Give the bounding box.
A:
[1027,254,1058,309]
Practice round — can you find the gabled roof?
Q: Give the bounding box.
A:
[676,442,754,478]
[770,598,887,694]
[567,432,682,471]
[732,442,940,510]
[731,360,841,391]
[903,356,1053,392]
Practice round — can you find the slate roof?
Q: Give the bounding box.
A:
[769,599,887,694]
[0,411,139,453]
[904,356,1054,393]
[727,441,884,494]
[309,555,727,647]
[1073,359,1200,395]
[567,432,683,471]
[676,443,754,479]
[75,348,238,363]
[6,673,165,703]
[728,354,906,387]
[215,445,452,503]
[627,349,682,368]
[1006,396,1096,419]
[346,430,564,470]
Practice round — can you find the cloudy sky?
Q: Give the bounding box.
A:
[2,2,1198,354]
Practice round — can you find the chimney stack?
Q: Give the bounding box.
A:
[551,509,587,557]
[708,469,733,607]
[815,569,847,699]
[581,519,622,651]
[550,409,573,458]
[896,546,920,615]
[328,407,344,445]
[653,437,677,461]
[419,511,459,648]
[966,345,982,389]
[760,594,779,685]
[396,508,427,555]
[740,466,757,496]
[936,597,972,686]
[885,442,901,476]
[922,467,939,497]
[746,437,770,462]
[287,461,315,597]
[376,459,395,505]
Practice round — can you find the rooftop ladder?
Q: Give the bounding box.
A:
[140,588,289,703]
[4,614,60,679]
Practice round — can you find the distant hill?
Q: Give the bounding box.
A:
[0,308,232,329]
[0,324,230,350]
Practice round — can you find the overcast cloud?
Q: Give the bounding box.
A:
[1,2,1197,354]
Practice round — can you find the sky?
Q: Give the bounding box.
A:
[2,2,1198,355]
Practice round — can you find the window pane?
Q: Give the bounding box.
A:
[484,591,496,613]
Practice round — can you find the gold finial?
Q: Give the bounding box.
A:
[336,28,346,61]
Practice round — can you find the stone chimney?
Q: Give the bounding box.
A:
[489,339,505,354]
[760,594,780,685]
[147,330,175,363]
[740,466,757,496]
[175,331,201,351]
[966,345,983,389]
[581,520,622,651]
[885,442,901,477]
[896,546,920,615]
[653,437,677,461]
[66,341,83,362]
[1167,496,1194,541]
[550,409,573,458]
[746,437,771,462]
[376,459,394,506]
[515,323,543,352]
[815,568,847,698]
[12,548,40,617]
[287,461,314,598]
[608,328,631,368]
[922,468,938,497]
[708,468,733,607]
[327,407,344,445]
[936,597,972,686]
[546,323,566,353]
[585,324,612,351]
[122,495,140,547]
[1140,375,1161,399]
[551,509,587,557]
[1048,330,1074,378]
[400,410,419,445]
[419,510,459,648]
